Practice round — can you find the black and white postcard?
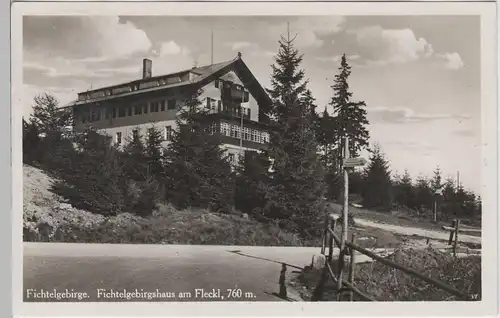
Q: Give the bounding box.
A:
[11,1,498,317]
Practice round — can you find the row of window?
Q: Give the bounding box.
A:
[219,122,269,144]
[114,123,269,146]
[115,126,173,145]
[81,99,177,123]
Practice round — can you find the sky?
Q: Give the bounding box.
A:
[22,15,481,193]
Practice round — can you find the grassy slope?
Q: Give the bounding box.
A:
[23,164,320,246]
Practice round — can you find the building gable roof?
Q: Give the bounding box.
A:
[67,54,271,114]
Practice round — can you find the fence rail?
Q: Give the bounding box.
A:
[315,213,474,302]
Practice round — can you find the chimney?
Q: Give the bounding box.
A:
[142,58,152,79]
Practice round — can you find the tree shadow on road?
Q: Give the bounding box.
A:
[227,250,304,270]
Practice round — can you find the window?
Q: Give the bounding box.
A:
[105,108,111,119]
[251,129,257,142]
[128,107,133,116]
[160,101,166,112]
[243,127,250,140]
[116,132,122,145]
[215,80,220,89]
[167,99,176,110]
[206,97,212,109]
[235,125,241,139]
[143,104,149,114]
[151,101,159,112]
[227,153,235,164]
[134,105,142,115]
[230,125,237,138]
[243,91,250,103]
[220,122,230,137]
[262,132,270,143]
[118,107,126,118]
[112,107,117,118]
[132,129,139,142]
[164,126,172,141]
[217,100,222,112]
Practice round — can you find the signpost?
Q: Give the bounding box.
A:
[343,157,367,168]
[336,137,367,300]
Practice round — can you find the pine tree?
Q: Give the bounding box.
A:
[415,176,433,214]
[52,129,125,216]
[234,150,272,215]
[165,87,234,212]
[30,93,72,140]
[362,144,392,211]
[430,166,443,192]
[144,125,165,178]
[394,169,416,209]
[121,129,148,181]
[23,118,41,164]
[329,54,370,160]
[266,32,308,125]
[263,32,326,236]
[28,93,74,172]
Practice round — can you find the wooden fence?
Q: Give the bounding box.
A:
[442,219,481,257]
[317,213,475,302]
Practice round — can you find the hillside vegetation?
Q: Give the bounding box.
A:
[23,164,319,246]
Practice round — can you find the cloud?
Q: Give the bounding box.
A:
[315,54,361,63]
[24,16,152,61]
[158,41,191,56]
[368,106,471,124]
[264,16,345,49]
[225,41,254,51]
[437,52,465,70]
[349,26,434,65]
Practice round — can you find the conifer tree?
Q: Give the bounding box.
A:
[165,87,234,212]
[121,129,148,181]
[430,166,443,192]
[23,118,41,164]
[395,169,416,209]
[234,150,272,215]
[144,125,165,178]
[53,129,125,216]
[264,31,326,236]
[28,93,74,172]
[415,176,433,213]
[329,54,370,160]
[362,144,392,211]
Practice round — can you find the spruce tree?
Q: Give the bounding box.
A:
[53,129,125,216]
[23,118,41,164]
[234,150,272,215]
[430,166,443,193]
[362,144,392,211]
[264,32,326,236]
[144,125,165,178]
[121,130,148,181]
[165,87,234,212]
[394,169,416,209]
[415,176,433,214]
[329,54,370,160]
[29,93,74,172]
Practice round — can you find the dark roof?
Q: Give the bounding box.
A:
[66,54,271,109]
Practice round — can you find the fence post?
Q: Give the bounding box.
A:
[328,218,336,262]
[336,137,350,301]
[453,219,460,257]
[321,214,329,255]
[348,233,357,301]
[448,219,456,245]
